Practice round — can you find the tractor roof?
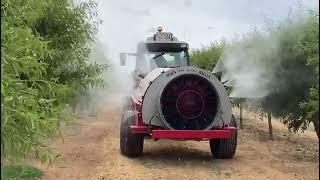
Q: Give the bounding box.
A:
[145,30,189,52]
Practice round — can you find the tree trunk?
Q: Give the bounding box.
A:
[72,103,76,114]
[239,103,243,129]
[312,118,319,139]
[86,97,90,111]
[267,112,274,140]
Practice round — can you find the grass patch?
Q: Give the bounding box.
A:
[1,164,43,180]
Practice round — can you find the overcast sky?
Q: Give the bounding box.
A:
[95,0,318,59]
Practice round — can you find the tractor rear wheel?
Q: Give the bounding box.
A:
[209,115,237,159]
[120,110,144,157]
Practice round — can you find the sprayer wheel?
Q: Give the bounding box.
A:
[209,115,237,159]
[120,110,144,157]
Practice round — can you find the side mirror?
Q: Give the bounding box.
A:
[120,53,126,66]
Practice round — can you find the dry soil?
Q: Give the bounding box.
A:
[33,97,319,180]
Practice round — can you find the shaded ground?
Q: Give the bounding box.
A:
[33,99,319,180]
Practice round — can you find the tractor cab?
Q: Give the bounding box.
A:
[120,27,189,80]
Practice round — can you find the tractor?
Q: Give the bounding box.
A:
[119,27,237,159]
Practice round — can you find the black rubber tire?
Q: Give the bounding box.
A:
[209,115,237,159]
[120,101,144,157]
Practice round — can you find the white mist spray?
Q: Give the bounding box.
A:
[214,37,279,98]
[213,12,310,99]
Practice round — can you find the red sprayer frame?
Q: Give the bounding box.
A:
[130,96,237,140]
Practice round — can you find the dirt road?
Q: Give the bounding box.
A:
[34,99,319,180]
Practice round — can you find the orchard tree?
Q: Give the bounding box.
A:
[190,41,227,71]
[244,13,318,139]
[298,12,319,138]
[1,0,107,163]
